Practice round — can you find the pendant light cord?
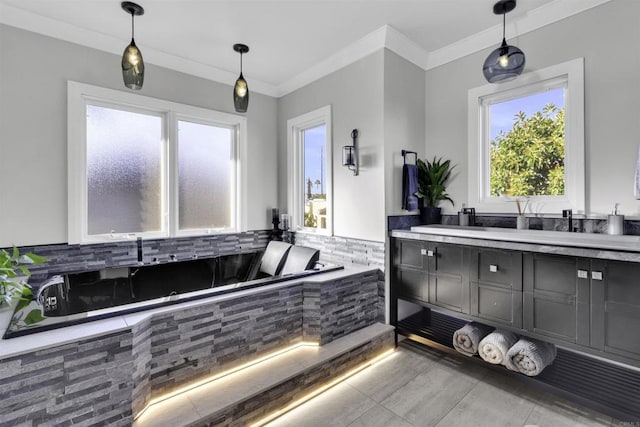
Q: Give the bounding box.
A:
[131,12,135,40]
[502,11,506,41]
[240,52,243,73]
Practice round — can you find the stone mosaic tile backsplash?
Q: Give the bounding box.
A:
[5,231,272,284]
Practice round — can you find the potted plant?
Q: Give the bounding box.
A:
[415,156,455,224]
[0,247,47,331]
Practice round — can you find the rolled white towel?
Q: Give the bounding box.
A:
[452,322,495,357]
[505,337,557,376]
[478,330,519,365]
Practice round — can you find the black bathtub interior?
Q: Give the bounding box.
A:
[3,243,338,338]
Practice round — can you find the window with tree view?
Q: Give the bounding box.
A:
[468,58,584,213]
[488,86,565,197]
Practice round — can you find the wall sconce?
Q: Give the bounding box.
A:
[233,43,250,113]
[121,1,145,90]
[342,129,359,176]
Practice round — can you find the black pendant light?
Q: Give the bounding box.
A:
[233,44,250,113]
[121,2,145,90]
[483,0,525,84]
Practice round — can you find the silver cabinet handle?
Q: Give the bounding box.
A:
[577,269,589,279]
[427,250,434,257]
[591,271,603,281]
[420,249,427,256]
[489,264,498,273]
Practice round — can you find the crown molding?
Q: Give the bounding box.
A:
[274,25,388,97]
[383,25,430,70]
[0,3,280,97]
[0,0,612,98]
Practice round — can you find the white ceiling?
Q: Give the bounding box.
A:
[0,0,609,96]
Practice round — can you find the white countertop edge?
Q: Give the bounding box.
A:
[0,316,131,360]
[0,265,378,359]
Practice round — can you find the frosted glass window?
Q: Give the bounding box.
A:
[178,121,233,230]
[68,81,247,243]
[86,105,163,235]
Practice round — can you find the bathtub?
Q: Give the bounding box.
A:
[3,250,341,338]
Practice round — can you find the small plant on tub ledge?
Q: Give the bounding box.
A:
[0,247,48,330]
[415,156,456,224]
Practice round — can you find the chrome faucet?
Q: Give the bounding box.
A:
[562,209,573,232]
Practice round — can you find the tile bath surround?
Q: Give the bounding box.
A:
[0,266,381,425]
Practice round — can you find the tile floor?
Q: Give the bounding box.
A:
[265,340,621,427]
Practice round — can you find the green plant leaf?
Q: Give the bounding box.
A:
[15,296,31,312]
[24,309,46,325]
[24,253,48,265]
[415,156,455,207]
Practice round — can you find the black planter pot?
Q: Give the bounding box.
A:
[419,206,442,225]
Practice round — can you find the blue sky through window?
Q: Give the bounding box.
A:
[303,124,326,195]
[490,87,564,141]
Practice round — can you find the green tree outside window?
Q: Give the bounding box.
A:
[490,104,565,197]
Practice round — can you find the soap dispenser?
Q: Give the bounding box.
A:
[458,205,475,226]
[608,203,624,235]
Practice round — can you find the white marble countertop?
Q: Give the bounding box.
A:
[410,225,640,252]
[392,226,640,263]
[0,265,377,359]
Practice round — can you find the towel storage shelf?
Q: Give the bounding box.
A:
[390,233,640,422]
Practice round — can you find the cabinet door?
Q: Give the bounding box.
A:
[392,239,428,303]
[523,253,589,346]
[427,243,470,313]
[591,260,640,361]
[470,248,523,328]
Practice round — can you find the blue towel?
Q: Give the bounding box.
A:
[402,164,419,211]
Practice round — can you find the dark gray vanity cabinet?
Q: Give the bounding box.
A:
[523,253,590,346]
[590,260,640,361]
[392,239,470,312]
[392,238,428,303]
[470,248,523,328]
[426,243,470,313]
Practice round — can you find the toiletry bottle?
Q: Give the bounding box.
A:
[458,204,469,226]
[608,203,624,235]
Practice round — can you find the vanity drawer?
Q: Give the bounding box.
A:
[471,248,522,290]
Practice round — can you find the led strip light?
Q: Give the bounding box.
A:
[135,341,320,421]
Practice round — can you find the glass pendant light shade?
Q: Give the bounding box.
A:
[121,2,145,90]
[122,38,145,89]
[483,39,525,83]
[234,72,249,113]
[483,0,525,84]
[233,44,250,113]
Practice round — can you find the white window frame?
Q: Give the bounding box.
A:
[67,81,247,244]
[467,57,585,214]
[287,105,333,235]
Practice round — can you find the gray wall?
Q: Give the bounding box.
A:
[277,49,426,243]
[0,24,278,246]
[278,50,386,242]
[383,49,425,216]
[425,0,640,217]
